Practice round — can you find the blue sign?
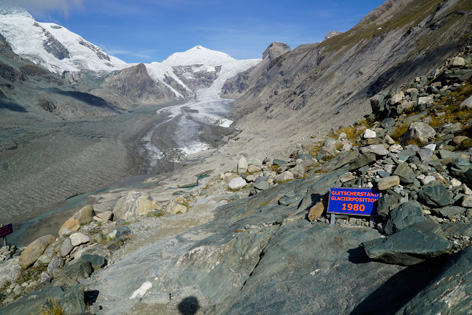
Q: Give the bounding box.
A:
[328,188,381,216]
[0,224,13,238]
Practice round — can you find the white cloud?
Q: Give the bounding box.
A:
[3,0,85,17]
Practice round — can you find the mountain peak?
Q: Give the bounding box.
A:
[0,4,33,19]
[163,45,235,66]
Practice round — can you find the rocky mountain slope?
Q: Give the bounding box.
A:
[223,0,472,158]
[1,46,472,314]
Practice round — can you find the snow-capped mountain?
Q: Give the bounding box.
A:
[145,45,260,98]
[0,5,260,102]
[0,6,127,73]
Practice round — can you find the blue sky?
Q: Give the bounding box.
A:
[9,0,386,63]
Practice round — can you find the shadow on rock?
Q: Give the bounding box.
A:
[178,296,200,315]
[350,255,451,315]
[347,246,371,264]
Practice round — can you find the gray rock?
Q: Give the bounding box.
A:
[402,122,436,145]
[417,148,434,163]
[362,129,377,139]
[363,220,452,265]
[384,201,425,235]
[360,144,388,156]
[81,253,106,270]
[237,156,248,174]
[70,232,90,247]
[60,238,74,257]
[348,152,377,171]
[451,157,470,177]
[431,206,466,219]
[377,193,401,217]
[418,182,453,207]
[274,171,294,183]
[272,159,286,167]
[398,246,472,314]
[254,180,270,191]
[228,177,247,190]
[393,163,416,185]
[459,95,472,110]
[47,256,63,275]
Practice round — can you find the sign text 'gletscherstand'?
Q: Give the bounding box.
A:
[328,188,381,216]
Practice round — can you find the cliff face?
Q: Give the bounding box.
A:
[223,0,472,156]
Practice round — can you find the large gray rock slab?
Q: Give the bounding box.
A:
[398,246,472,314]
[363,220,452,265]
[384,201,425,235]
[418,182,453,207]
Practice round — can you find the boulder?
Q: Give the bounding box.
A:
[459,95,472,110]
[430,206,466,219]
[360,144,388,156]
[393,163,416,185]
[70,232,90,247]
[254,180,270,191]
[376,193,401,217]
[95,211,113,222]
[362,129,377,139]
[363,220,452,265]
[113,191,160,221]
[59,217,80,236]
[402,122,436,145]
[75,205,95,225]
[228,177,247,190]
[81,254,106,270]
[19,235,56,269]
[377,176,400,191]
[59,238,74,257]
[307,202,325,222]
[167,202,188,215]
[450,56,466,67]
[384,201,425,235]
[418,182,453,207]
[247,165,261,174]
[237,156,248,174]
[275,171,294,183]
[398,246,472,314]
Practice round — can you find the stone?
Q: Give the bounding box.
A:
[376,193,401,217]
[348,152,377,172]
[385,134,395,145]
[461,195,472,208]
[70,232,90,247]
[48,256,63,275]
[362,129,377,139]
[450,56,466,67]
[318,138,338,158]
[246,174,256,182]
[19,235,56,269]
[291,164,306,179]
[459,95,472,110]
[390,92,404,105]
[59,217,80,236]
[60,238,74,257]
[275,171,294,183]
[272,159,286,167]
[254,180,270,190]
[36,242,57,265]
[59,228,73,238]
[96,211,113,222]
[167,202,188,215]
[81,254,106,270]
[431,206,466,219]
[451,157,470,177]
[417,148,434,163]
[228,177,247,190]
[308,202,325,222]
[60,285,86,315]
[247,165,261,174]
[113,191,160,221]
[393,163,416,185]
[418,96,433,105]
[418,182,453,207]
[384,201,425,235]
[377,176,400,191]
[360,144,389,156]
[238,156,248,174]
[363,220,452,265]
[398,246,472,314]
[402,122,436,145]
[75,205,95,225]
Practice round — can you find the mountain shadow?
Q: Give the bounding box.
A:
[178,296,200,315]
